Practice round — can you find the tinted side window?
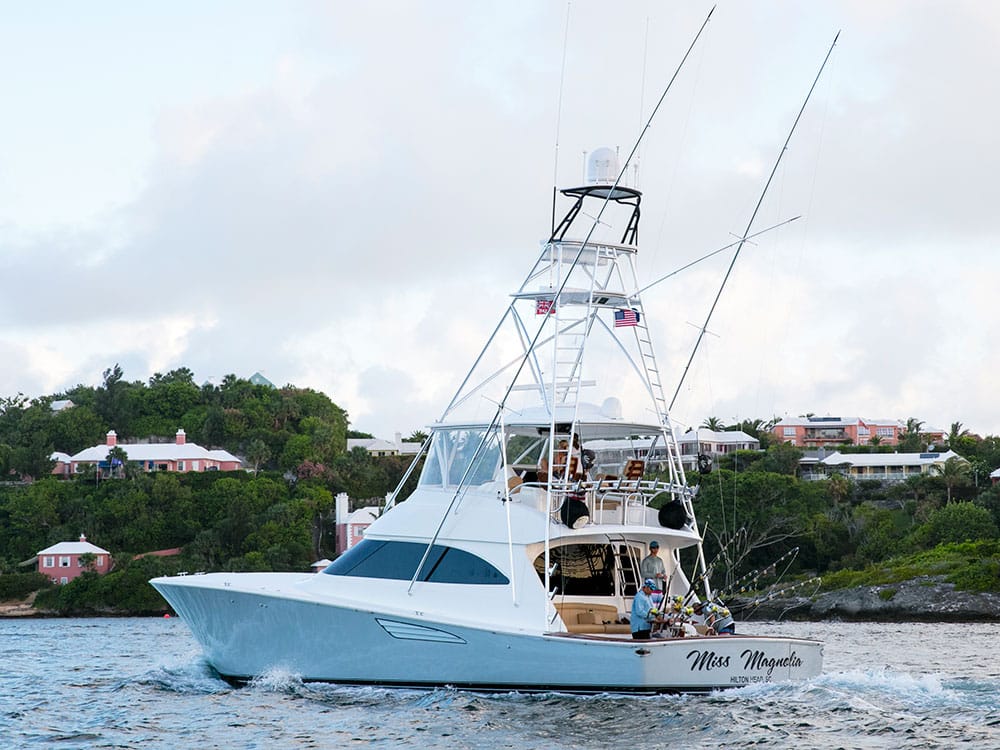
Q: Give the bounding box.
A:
[323,539,508,585]
[425,547,510,584]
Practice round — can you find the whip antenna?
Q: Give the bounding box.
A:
[550,2,572,235]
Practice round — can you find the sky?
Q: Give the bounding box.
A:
[1,1,997,440]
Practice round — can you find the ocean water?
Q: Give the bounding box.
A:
[1,618,998,749]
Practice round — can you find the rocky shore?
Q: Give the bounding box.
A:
[739,576,1000,622]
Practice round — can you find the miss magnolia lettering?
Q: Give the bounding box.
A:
[686,649,803,676]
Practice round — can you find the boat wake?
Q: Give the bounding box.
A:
[121,657,232,695]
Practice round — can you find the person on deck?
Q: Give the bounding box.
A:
[640,540,667,592]
[630,579,661,640]
[702,602,735,635]
[711,602,736,635]
[690,602,716,635]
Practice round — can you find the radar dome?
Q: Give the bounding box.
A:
[586,147,620,185]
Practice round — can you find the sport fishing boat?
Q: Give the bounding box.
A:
[151,146,823,691]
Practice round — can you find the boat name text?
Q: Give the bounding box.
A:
[685,649,803,677]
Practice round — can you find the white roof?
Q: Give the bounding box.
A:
[990,468,1000,479]
[348,438,423,455]
[38,539,110,556]
[50,452,72,463]
[821,450,965,468]
[71,442,241,464]
[347,507,379,524]
[50,399,75,411]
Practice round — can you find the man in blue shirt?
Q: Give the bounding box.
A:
[631,578,660,640]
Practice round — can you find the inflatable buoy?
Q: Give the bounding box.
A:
[163,613,171,619]
[658,500,690,530]
[559,497,590,529]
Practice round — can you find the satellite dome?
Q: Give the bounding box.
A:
[586,147,620,185]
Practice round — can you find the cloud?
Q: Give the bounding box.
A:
[0,1,997,439]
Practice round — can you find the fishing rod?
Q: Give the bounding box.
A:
[669,31,841,412]
[743,576,823,609]
[716,546,800,599]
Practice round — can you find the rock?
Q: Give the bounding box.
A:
[738,576,1000,622]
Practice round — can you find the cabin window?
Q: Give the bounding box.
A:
[534,544,616,596]
[418,428,501,489]
[59,556,71,567]
[323,539,509,585]
[43,556,54,568]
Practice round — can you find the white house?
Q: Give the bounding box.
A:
[347,432,423,458]
[815,449,968,482]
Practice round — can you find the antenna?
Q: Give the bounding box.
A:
[550,2,572,236]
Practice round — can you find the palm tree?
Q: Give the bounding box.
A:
[947,421,970,449]
[701,416,726,431]
[899,417,926,452]
[826,472,853,506]
[933,457,972,503]
[733,418,765,438]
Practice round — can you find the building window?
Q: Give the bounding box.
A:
[783,427,796,437]
[60,577,69,585]
[876,427,894,437]
[59,557,71,567]
[192,461,199,471]
[96,555,104,566]
[177,461,185,471]
[43,556,54,568]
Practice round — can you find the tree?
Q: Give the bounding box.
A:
[245,439,271,475]
[826,472,853,505]
[898,417,927,453]
[933,457,972,504]
[918,502,998,546]
[106,446,130,479]
[406,430,429,443]
[701,417,726,431]
[947,421,970,448]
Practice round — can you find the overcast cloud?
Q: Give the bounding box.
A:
[0,1,997,439]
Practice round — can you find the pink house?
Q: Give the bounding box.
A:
[37,534,111,584]
[333,492,380,555]
[67,429,243,476]
[50,452,73,478]
[772,417,905,447]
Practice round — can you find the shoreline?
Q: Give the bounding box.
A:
[5,575,999,622]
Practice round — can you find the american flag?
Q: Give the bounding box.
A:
[614,308,640,327]
[536,299,554,315]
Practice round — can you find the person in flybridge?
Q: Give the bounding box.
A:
[640,540,667,592]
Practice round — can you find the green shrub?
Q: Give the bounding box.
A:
[0,571,52,599]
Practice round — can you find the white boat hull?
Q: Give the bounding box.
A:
[152,575,822,692]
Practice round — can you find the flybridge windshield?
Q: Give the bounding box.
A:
[418,428,501,488]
